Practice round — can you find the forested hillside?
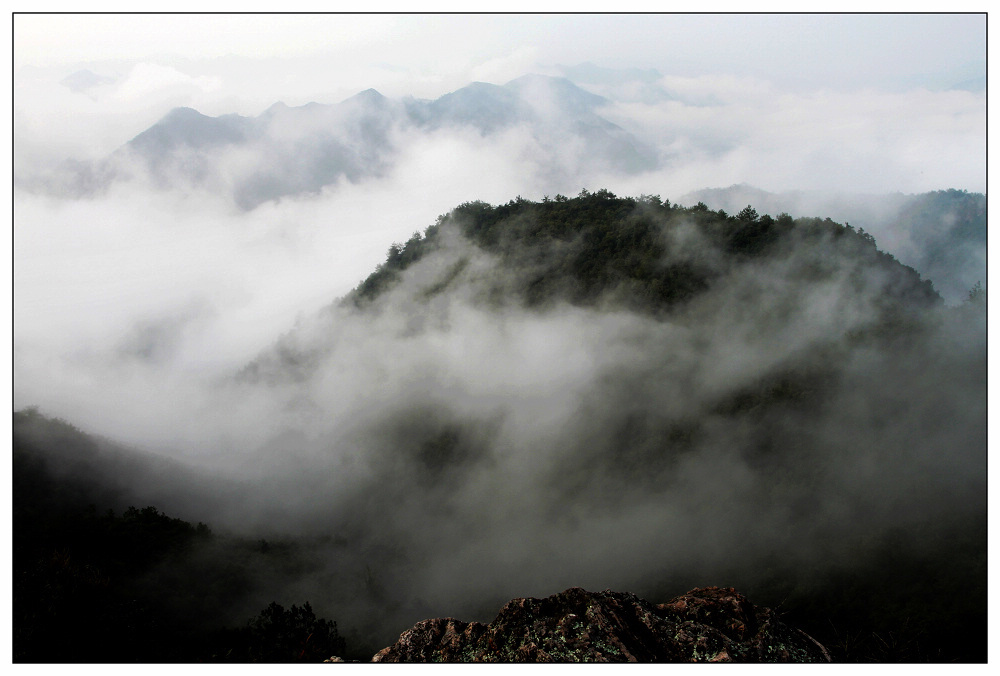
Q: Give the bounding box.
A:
[682,185,986,304]
[244,190,941,384]
[15,191,986,662]
[353,190,938,309]
[13,408,360,662]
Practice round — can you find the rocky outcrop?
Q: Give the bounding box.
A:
[372,586,830,663]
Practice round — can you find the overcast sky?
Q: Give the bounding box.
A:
[14,13,986,89]
[10,11,990,435]
[14,12,987,149]
[15,13,987,96]
[7,13,991,650]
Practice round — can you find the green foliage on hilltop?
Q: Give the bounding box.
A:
[353,230,437,305]
[347,190,940,315]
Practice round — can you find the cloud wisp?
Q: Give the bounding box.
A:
[12,15,987,649]
[15,195,985,647]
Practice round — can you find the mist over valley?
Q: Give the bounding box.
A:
[12,14,987,663]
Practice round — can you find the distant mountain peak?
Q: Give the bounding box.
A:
[465,80,504,90]
[263,101,289,115]
[353,87,385,99]
[949,75,986,93]
[342,88,389,108]
[78,72,657,207]
[127,106,251,153]
[161,106,206,121]
[502,73,609,115]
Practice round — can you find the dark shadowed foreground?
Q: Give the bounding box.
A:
[372,586,830,663]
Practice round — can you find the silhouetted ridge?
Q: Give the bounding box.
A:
[128,107,253,153]
[38,76,657,208]
[346,190,940,316]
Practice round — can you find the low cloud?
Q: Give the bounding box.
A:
[16,195,985,647]
[596,75,985,196]
[12,53,985,648]
[12,118,600,449]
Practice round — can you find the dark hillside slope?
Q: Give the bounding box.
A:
[233,192,983,660]
[13,409,352,663]
[16,191,985,661]
[245,190,940,383]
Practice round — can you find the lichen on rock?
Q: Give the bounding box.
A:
[371,586,830,663]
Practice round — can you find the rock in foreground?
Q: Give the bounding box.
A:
[372,586,830,663]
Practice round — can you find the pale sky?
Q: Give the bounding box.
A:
[12,12,987,169]
[5,13,992,659]
[14,13,986,97]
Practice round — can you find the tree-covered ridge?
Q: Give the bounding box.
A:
[680,185,985,304]
[34,190,979,663]
[241,189,942,386]
[13,409,352,663]
[346,189,939,316]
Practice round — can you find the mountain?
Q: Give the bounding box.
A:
[127,106,255,154]
[241,189,942,384]
[13,408,352,662]
[372,586,830,662]
[109,85,403,209]
[12,406,244,527]
[13,191,986,662]
[228,193,984,662]
[25,75,657,209]
[682,184,987,304]
[406,81,523,132]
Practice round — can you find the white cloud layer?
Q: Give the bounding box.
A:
[6,13,989,654]
[13,13,986,435]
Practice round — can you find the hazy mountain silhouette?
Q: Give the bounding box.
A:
[28,74,657,209]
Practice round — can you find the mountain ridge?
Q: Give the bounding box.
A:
[32,74,655,209]
[239,190,942,386]
[12,189,986,661]
[683,184,986,303]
